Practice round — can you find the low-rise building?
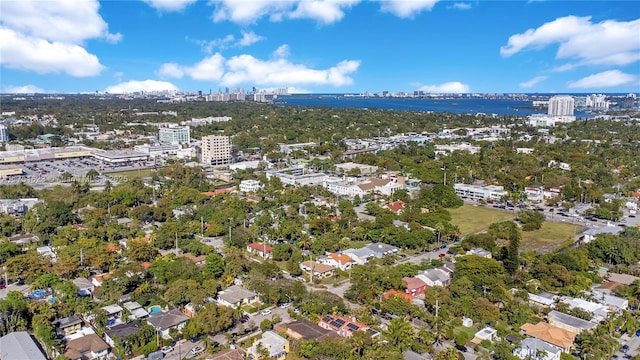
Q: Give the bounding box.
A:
[466,247,492,258]
[64,333,110,360]
[0,331,47,360]
[318,315,379,338]
[520,322,576,353]
[300,261,335,278]
[216,285,260,308]
[146,309,189,337]
[54,315,83,337]
[513,337,562,360]
[403,277,427,297]
[416,268,451,287]
[277,319,336,341]
[546,310,598,334]
[453,183,508,202]
[239,179,263,193]
[104,321,143,348]
[246,242,273,259]
[318,252,355,271]
[247,331,289,360]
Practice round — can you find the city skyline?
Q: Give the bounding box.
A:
[1,0,639,95]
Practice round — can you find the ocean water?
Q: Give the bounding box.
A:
[274,94,591,117]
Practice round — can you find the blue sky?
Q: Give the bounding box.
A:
[1,0,639,94]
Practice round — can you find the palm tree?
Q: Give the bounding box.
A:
[385,318,414,351]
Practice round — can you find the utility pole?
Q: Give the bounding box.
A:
[80,249,84,267]
[228,218,233,243]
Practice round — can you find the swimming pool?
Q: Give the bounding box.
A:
[148,305,162,315]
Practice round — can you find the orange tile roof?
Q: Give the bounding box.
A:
[386,200,405,213]
[383,289,413,301]
[328,253,352,264]
[520,322,577,349]
[247,242,273,253]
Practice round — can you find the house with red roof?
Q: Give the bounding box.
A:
[246,242,273,259]
[403,277,427,297]
[385,200,406,214]
[383,289,413,302]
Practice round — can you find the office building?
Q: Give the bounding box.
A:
[0,124,8,143]
[158,126,190,144]
[201,135,231,165]
[548,96,574,116]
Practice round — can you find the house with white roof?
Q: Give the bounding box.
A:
[514,337,562,360]
[558,297,609,322]
[581,225,623,244]
[343,247,376,265]
[528,292,556,308]
[416,268,451,287]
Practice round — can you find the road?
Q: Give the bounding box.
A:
[161,339,205,360]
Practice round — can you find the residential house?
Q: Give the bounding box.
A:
[416,268,451,287]
[246,242,273,259]
[559,296,609,322]
[104,321,143,347]
[403,277,427,297]
[208,348,246,360]
[473,326,498,342]
[116,217,134,227]
[513,337,562,360]
[386,200,406,214]
[319,252,355,271]
[343,247,376,265]
[0,284,31,300]
[101,304,123,321]
[365,243,399,258]
[54,315,83,337]
[73,277,94,296]
[0,331,47,360]
[581,225,623,244]
[466,247,492,259]
[8,233,39,248]
[64,333,110,360]
[300,261,335,278]
[528,292,556,309]
[276,319,336,341]
[606,272,640,287]
[318,315,379,338]
[122,301,149,320]
[520,322,576,353]
[247,331,289,360]
[179,253,207,267]
[384,289,414,302]
[591,289,629,312]
[183,303,198,318]
[37,245,57,260]
[146,309,189,337]
[217,285,260,308]
[546,310,598,334]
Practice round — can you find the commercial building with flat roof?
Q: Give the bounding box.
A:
[158,126,190,144]
[200,135,231,165]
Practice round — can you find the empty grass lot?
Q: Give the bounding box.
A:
[448,205,582,253]
[105,168,157,179]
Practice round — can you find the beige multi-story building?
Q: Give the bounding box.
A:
[548,95,574,116]
[200,135,231,165]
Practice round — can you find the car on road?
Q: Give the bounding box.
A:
[279,303,291,309]
[438,253,446,258]
[621,344,629,353]
[261,309,272,316]
[191,346,205,355]
[160,346,173,354]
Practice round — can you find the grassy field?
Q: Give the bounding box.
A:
[448,205,516,236]
[449,205,582,253]
[521,221,583,252]
[105,168,158,179]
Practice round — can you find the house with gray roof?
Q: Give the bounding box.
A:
[416,268,451,287]
[247,331,289,360]
[146,309,189,337]
[581,225,623,244]
[513,337,562,360]
[365,243,399,258]
[216,285,260,308]
[0,331,47,360]
[547,310,598,334]
[343,247,376,265]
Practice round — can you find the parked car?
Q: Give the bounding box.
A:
[261,309,272,316]
[191,346,205,355]
[160,346,173,354]
[621,344,629,353]
[279,303,291,309]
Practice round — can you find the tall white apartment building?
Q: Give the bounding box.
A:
[548,95,574,116]
[585,94,609,109]
[0,125,8,143]
[158,126,190,144]
[201,135,232,165]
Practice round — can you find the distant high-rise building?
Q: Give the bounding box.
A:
[548,95,574,116]
[201,135,231,165]
[158,126,190,144]
[585,94,608,109]
[0,124,8,143]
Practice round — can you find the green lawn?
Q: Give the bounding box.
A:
[105,168,158,179]
[521,221,583,252]
[448,205,516,236]
[448,205,582,253]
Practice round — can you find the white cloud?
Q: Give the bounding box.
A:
[2,84,45,94]
[567,70,637,89]
[450,2,472,10]
[500,16,640,68]
[159,54,226,81]
[0,28,105,77]
[520,76,548,88]
[211,0,359,24]
[237,31,265,47]
[158,48,360,87]
[105,80,178,94]
[0,0,117,76]
[0,0,120,44]
[418,81,469,93]
[379,0,440,18]
[142,0,197,12]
